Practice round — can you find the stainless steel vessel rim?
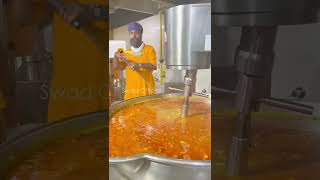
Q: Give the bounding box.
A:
[109,154,211,166]
[110,93,211,111]
[109,93,211,166]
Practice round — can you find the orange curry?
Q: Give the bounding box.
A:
[109,97,211,160]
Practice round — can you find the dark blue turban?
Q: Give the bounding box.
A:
[128,22,143,34]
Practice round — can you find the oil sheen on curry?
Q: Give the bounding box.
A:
[109,96,211,160]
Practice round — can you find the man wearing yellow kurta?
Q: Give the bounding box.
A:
[114,22,157,100]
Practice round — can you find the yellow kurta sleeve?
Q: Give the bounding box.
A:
[146,46,157,67]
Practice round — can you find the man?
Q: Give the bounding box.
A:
[113,22,157,100]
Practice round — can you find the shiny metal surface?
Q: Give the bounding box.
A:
[213,0,320,26]
[165,4,211,70]
[0,112,106,179]
[109,93,211,180]
[168,86,211,98]
[181,70,197,117]
[14,28,53,124]
[15,56,39,81]
[214,0,317,12]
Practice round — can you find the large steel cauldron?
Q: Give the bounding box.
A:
[214,112,320,178]
[0,112,106,180]
[109,93,211,180]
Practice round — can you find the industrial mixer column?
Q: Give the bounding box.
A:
[226,26,277,175]
[181,70,197,118]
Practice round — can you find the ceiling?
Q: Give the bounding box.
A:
[109,0,211,29]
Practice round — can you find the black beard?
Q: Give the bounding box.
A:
[130,39,142,48]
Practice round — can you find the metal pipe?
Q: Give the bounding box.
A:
[181,70,197,118]
[266,97,313,109]
[258,98,313,115]
[226,26,278,176]
[181,95,190,117]
[212,86,236,95]
[168,87,210,98]
[159,10,165,87]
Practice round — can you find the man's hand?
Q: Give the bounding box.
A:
[114,52,125,60]
[113,52,143,71]
[128,61,140,71]
[112,53,127,70]
[114,52,139,71]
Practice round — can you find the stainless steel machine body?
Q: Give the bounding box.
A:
[165,3,211,117]
[213,0,320,26]
[212,0,320,176]
[165,3,211,70]
[109,93,211,180]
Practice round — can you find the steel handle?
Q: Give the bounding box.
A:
[258,98,314,115]
[168,87,211,99]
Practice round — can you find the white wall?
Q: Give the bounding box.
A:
[109,29,114,40]
[213,24,320,102]
[272,24,320,102]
